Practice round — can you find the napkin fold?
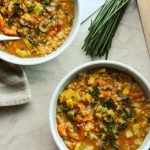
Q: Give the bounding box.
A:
[0,60,31,106]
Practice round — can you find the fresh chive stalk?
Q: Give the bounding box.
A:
[82,0,130,59]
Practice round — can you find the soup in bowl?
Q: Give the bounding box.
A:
[49,61,150,150]
[0,0,81,65]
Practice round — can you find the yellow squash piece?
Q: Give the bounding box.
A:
[66,98,73,108]
[16,49,26,58]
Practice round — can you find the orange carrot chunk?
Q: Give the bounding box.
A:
[0,14,5,29]
[3,28,17,36]
[57,124,67,137]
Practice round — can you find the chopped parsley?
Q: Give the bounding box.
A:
[28,36,38,46]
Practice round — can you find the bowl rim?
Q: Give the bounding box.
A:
[49,60,150,150]
[0,0,81,65]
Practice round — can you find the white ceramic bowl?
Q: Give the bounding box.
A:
[0,0,81,65]
[49,60,150,150]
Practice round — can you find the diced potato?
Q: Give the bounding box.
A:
[67,110,75,120]
[123,88,129,95]
[96,105,102,112]
[93,74,99,79]
[117,83,122,90]
[88,74,99,84]
[125,129,133,138]
[23,38,32,48]
[101,133,106,140]
[84,93,92,102]
[134,139,143,146]
[74,143,81,150]
[74,91,80,101]
[1,7,7,16]
[25,0,32,7]
[133,124,140,135]
[46,6,56,12]
[57,31,64,39]
[83,146,94,150]
[95,113,102,119]
[59,96,65,103]
[85,122,94,131]
[66,98,73,108]
[16,49,26,58]
[107,109,115,116]
[135,108,142,115]
[98,68,106,73]
[23,13,31,21]
[88,76,95,84]
[89,133,98,140]
[59,89,74,103]
[34,2,43,15]
[59,89,80,103]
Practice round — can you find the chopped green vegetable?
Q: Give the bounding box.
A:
[28,36,38,46]
[118,122,127,131]
[44,0,51,5]
[24,22,31,27]
[7,18,13,25]
[100,147,106,150]
[89,85,100,98]
[13,0,22,17]
[67,110,75,120]
[90,101,98,107]
[35,29,42,35]
[121,96,131,106]
[28,5,36,13]
[147,116,150,122]
[104,132,118,147]
[82,0,130,59]
[101,99,116,109]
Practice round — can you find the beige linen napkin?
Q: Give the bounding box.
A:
[0,60,31,106]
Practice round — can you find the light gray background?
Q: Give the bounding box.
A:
[0,1,150,150]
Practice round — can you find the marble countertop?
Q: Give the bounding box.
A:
[0,1,150,150]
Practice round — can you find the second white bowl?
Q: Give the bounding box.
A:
[49,60,150,150]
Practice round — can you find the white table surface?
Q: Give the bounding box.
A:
[0,1,150,150]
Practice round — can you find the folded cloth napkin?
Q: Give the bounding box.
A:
[0,60,31,106]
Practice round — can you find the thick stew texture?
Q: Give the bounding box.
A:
[56,68,150,150]
[0,0,74,57]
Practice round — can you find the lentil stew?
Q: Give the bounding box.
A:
[0,0,74,57]
[56,68,150,150]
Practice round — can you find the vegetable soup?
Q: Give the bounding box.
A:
[56,68,150,150]
[0,0,74,57]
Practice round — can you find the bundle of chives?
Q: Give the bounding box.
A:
[82,0,130,59]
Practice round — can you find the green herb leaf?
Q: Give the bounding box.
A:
[44,0,51,5]
[101,99,116,109]
[121,96,131,106]
[118,122,127,131]
[28,36,38,46]
[24,22,31,27]
[89,85,100,98]
[28,5,36,13]
[8,18,13,25]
